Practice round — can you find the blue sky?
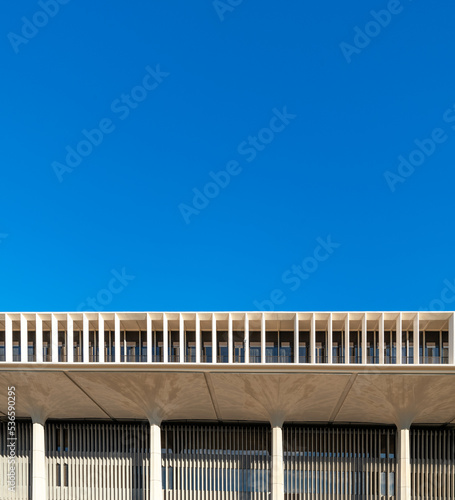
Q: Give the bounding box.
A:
[1,0,454,312]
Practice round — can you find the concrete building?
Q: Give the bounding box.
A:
[0,311,454,499]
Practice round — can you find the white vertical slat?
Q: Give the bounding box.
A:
[396,313,402,366]
[98,314,104,363]
[114,314,121,363]
[379,313,384,365]
[147,314,152,363]
[228,313,233,364]
[310,313,316,364]
[36,314,43,363]
[449,312,455,365]
[244,313,249,364]
[361,313,367,365]
[83,314,89,363]
[5,313,12,362]
[344,313,350,365]
[52,313,59,363]
[294,313,299,364]
[196,313,201,364]
[163,313,169,363]
[327,313,333,365]
[179,313,185,363]
[67,314,74,363]
[261,313,266,364]
[212,314,217,364]
[414,313,420,365]
[20,314,28,363]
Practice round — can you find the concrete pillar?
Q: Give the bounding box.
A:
[361,313,367,364]
[272,425,284,500]
[449,312,454,365]
[414,313,420,364]
[98,314,105,363]
[66,314,73,363]
[397,426,411,500]
[212,314,217,364]
[344,313,350,364]
[163,314,168,363]
[310,313,315,363]
[196,313,201,363]
[179,313,185,363]
[115,314,121,363]
[379,312,385,364]
[5,314,12,362]
[147,314,152,363]
[327,313,333,364]
[294,313,299,364]
[227,313,233,364]
[51,314,58,363]
[396,313,402,365]
[150,422,162,499]
[32,420,46,500]
[244,314,249,363]
[83,314,89,363]
[36,315,43,363]
[20,314,28,363]
[261,313,266,364]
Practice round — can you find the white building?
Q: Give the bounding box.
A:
[1,311,454,499]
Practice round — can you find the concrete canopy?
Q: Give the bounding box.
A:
[1,363,455,427]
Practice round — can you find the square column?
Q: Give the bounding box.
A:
[261,313,266,364]
[67,314,74,363]
[413,313,420,364]
[379,313,385,364]
[115,314,121,363]
[196,313,201,363]
[294,314,299,364]
[98,314,105,363]
[180,313,185,363]
[227,313,233,364]
[449,312,454,365]
[147,314,152,363]
[327,313,333,364]
[32,420,47,500]
[83,314,89,363]
[344,314,350,364]
[310,313,315,363]
[212,314,217,364]
[244,314,249,363]
[396,313,402,365]
[397,426,411,500]
[36,315,43,363]
[20,314,27,363]
[361,313,367,364]
[272,425,285,500]
[51,314,58,362]
[5,314,12,362]
[150,422,162,499]
[163,314,168,363]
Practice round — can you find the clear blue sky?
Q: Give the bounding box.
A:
[1,0,454,312]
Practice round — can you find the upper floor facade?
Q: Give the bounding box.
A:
[1,311,453,366]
